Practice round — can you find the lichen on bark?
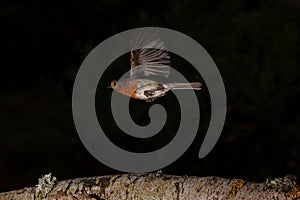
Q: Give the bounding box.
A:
[0,173,299,200]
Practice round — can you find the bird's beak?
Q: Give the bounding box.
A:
[107,85,112,88]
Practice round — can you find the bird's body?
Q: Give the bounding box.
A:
[111,79,169,102]
[111,78,201,102]
[108,33,202,102]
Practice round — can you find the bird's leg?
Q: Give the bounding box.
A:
[144,84,165,96]
[143,84,167,102]
[144,90,154,97]
[146,98,156,102]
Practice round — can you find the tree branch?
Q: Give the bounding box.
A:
[1,173,299,199]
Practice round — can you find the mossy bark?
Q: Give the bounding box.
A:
[0,173,299,200]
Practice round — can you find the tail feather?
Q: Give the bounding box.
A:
[167,82,202,90]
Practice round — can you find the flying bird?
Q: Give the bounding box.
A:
[108,35,202,102]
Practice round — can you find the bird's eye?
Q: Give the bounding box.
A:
[110,80,117,88]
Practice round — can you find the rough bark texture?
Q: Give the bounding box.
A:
[0,173,300,200]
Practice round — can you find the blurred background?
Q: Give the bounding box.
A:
[1,0,300,192]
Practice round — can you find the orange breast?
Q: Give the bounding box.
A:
[114,81,140,99]
[130,92,139,99]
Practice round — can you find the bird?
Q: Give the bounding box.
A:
[108,35,202,102]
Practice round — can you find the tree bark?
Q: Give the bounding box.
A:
[0,173,299,200]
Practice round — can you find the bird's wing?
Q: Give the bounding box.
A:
[130,31,170,79]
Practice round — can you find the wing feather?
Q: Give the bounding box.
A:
[130,31,170,78]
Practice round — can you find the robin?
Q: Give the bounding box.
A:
[108,38,202,102]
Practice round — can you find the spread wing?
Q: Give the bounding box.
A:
[130,32,170,79]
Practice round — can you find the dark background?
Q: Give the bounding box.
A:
[1,0,300,192]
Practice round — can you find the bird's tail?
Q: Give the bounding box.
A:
[167,82,202,90]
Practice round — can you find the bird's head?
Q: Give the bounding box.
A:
[107,80,117,89]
